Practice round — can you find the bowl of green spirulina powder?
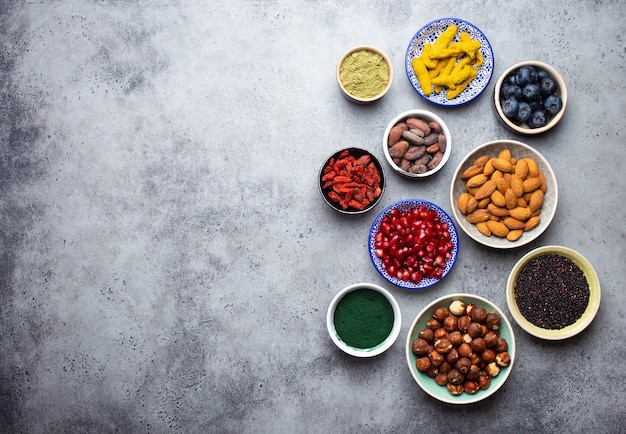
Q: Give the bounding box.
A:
[327,283,401,357]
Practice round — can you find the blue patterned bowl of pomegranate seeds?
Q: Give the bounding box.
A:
[506,245,601,340]
[369,199,459,290]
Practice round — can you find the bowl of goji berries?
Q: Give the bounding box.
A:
[319,147,386,214]
[368,199,459,289]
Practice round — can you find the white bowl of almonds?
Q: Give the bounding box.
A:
[449,140,558,249]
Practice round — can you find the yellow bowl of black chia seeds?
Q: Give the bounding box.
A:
[506,245,601,340]
[337,45,394,104]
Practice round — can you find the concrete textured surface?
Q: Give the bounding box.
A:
[1,1,625,433]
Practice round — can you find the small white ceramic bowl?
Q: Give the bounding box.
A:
[337,45,393,104]
[327,283,401,357]
[382,109,452,178]
[494,60,567,135]
[406,293,515,404]
[506,246,601,340]
[450,140,558,249]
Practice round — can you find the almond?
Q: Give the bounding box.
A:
[504,188,518,210]
[491,158,514,173]
[496,177,510,194]
[474,180,497,200]
[487,203,509,217]
[466,209,491,224]
[466,173,488,188]
[461,164,485,180]
[477,197,491,209]
[473,154,490,167]
[510,174,524,197]
[490,170,503,183]
[486,220,509,238]
[539,171,547,193]
[483,158,496,176]
[497,149,512,161]
[506,229,524,241]
[509,206,532,221]
[476,222,492,237]
[529,190,544,212]
[523,177,543,193]
[503,217,526,230]
[466,196,478,214]
[491,190,506,208]
[524,157,540,177]
[514,159,529,178]
[458,193,470,214]
[524,216,541,231]
[517,197,527,208]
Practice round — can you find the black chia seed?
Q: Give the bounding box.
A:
[514,254,590,330]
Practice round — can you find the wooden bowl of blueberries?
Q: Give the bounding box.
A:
[493,61,567,135]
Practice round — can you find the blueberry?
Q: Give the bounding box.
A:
[501,97,520,118]
[517,66,538,86]
[543,94,563,115]
[528,110,548,128]
[537,69,549,81]
[522,84,540,101]
[539,77,558,95]
[529,96,544,112]
[502,84,522,99]
[506,74,519,86]
[515,102,532,123]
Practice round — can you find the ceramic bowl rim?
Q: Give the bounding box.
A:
[382,109,452,178]
[327,282,402,357]
[405,292,515,404]
[449,139,558,249]
[506,245,601,340]
[493,60,568,135]
[336,45,394,104]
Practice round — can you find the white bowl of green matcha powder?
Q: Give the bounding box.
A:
[327,282,401,357]
[337,46,394,104]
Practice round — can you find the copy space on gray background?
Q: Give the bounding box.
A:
[1,1,625,433]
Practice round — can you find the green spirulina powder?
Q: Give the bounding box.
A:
[333,288,394,349]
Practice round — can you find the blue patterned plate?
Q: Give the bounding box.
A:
[405,18,494,106]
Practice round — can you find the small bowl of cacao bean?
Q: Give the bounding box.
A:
[382,109,451,178]
[494,60,568,135]
[506,245,601,340]
[319,147,385,214]
[406,293,515,404]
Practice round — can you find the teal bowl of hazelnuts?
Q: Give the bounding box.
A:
[406,293,515,404]
[327,282,402,357]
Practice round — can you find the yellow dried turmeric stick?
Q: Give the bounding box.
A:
[432,24,458,51]
[446,66,478,99]
[419,44,438,69]
[411,57,432,95]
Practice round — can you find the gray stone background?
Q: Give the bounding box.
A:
[1,1,625,433]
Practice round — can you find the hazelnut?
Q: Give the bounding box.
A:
[434,338,453,354]
[462,333,473,344]
[467,322,483,339]
[470,353,482,367]
[416,357,431,372]
[485,312,501,330]
[455,357,471,374]
[465,364,481,381]
[439,361,452,374]
[427,318,441,331]
[485,362,501,377]
[434,327,448,340]
[447,369,465,385]
[458,342,473,358]
[445,347,459,365]
[478,374,491,390]
[464,380,479,394]
[494,337,509,353]
[464,303,476,316]
[418,328,434,343]
[412,338,429,356]
[480,324,489,337]
[449,300,465,316]
[471,306,487,323]
[443,315,458,332]
[433,306,449,321]
[484,331,499,348]
[426,366,439,378]
[470,337,486,353]
[496,352,511,367]
[448,331,463,346]
[481,349,496,363]
[457,315,471,333]
[428,350,444,367]
[447,383,464,395]
[435,372,448,386]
